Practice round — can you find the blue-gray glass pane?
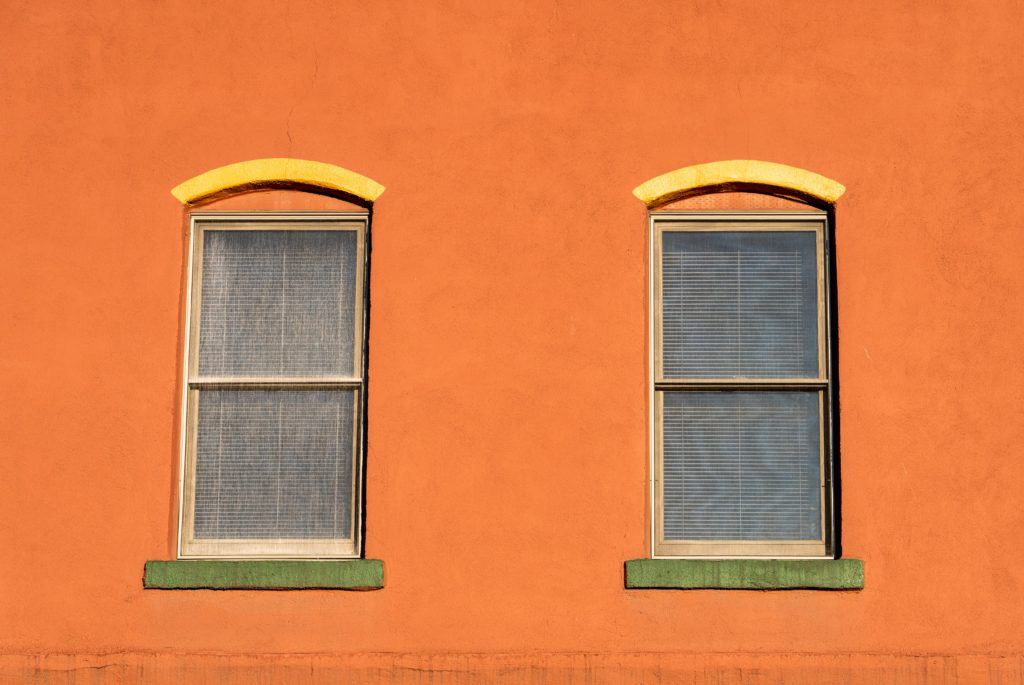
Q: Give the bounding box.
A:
[194,389,355,540]
[662,230,819,378]
[198,230,358,377]
[662,391,822,541]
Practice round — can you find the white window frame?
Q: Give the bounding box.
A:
[177,212,369,559]
[649,210,836,559]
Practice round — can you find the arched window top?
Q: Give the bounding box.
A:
[171,158,386,206]
[632,160,845,208]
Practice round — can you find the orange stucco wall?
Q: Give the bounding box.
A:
[2,0,1023,681]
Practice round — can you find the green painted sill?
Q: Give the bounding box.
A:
[144,559,384,590]
[624,558,863,590]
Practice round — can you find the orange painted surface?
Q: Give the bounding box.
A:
[1,0,1023,680]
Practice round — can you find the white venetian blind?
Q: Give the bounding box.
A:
[661,231,819,379]
[198,230,357,377]
[194,389,355,539]
[662,392,822,541]
[191,227,359,543]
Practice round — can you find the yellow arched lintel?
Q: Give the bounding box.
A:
[632,160,845,207]
[171,158,386,205]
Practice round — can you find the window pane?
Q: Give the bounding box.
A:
[662,230,819,378]
[198,230,358,377]
[662,391,822,541]
[193,389,355,540]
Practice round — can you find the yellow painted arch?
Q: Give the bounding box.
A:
[632,160,845,207]
[171,158,386,205]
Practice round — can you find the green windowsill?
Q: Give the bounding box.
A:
[624,558,863,590]
[144,559,384,590]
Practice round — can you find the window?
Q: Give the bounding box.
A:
[178,213,368,558]
[652,209,835,558]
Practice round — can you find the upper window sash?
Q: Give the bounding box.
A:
[186,214,367,386]
[652,213,829,387]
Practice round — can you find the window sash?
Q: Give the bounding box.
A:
[652,390,829,558]
[186,217,367,384]
[651,213,834,558]
[178,214,368,559]
[654,219,827,385]
[180,389,362,558]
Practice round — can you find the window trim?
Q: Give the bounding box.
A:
[649,211,836,559]
[177,211,370,559]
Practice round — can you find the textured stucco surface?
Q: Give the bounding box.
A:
[2,0,1023,679]
[2,652,1023,683]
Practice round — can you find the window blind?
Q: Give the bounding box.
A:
[662,391,822,541]
[198,230,358,378]
[187,225,362,552]
[661,231,819,379]
[194,389,355,539]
